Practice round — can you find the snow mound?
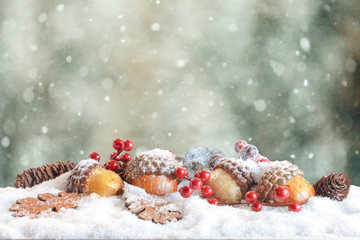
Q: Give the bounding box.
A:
[0,172,359,238]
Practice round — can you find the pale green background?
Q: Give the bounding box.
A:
[0,0,359,187]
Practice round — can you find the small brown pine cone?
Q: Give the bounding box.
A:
[313,173,350,201]
[14,161,77,188]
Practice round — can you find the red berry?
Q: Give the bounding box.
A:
[273,186,290,203]
[208,198,220,206]
[194,170,211,184]
[110,152,122,161]
[234,140,247,153]
[251,201,262,212]
[244,191,258,204]
[105,160,119,171]
[179,186,193,198]
[288,202,302,212]
[201,186,213,198]
[123,140,134,151]
[121,153,131,163]
[88,152,100,162]
[174,167,189,179]
[112,138,124,151]
[189,178,203,190]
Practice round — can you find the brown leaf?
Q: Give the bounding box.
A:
[9,192,83,218]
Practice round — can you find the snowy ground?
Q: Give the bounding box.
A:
[0,173,359,239]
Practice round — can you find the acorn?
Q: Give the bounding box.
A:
[67,159,124,197]
[124,148,182,196]
[206,158,256,203]
[256,161,315,204]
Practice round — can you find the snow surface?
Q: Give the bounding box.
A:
[1,173,360,239]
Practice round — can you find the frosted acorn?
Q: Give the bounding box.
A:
[256,160,315,204]
[124,148,182,196]
[67,159,124,197]
[206,158,256,203]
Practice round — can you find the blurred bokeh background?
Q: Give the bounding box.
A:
[1,0,359,187]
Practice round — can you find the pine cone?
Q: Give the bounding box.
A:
[257,161,303,203]
[14,160,77,188]
[313,173,350,201]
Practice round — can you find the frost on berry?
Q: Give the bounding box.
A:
[234,140,247,153]
[239,144,258,161]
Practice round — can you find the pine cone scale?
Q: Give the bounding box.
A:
[14,160,77,189]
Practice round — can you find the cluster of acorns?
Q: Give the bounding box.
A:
[65,138,350,214]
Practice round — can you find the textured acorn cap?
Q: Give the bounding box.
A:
[256,160,303,203]
[124,149,182,183]
[66,159,102,194]
[213,158,256,194]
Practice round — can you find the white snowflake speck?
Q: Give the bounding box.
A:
[41,126,48,134]
[254,99,266,112]
[23,88,35,103]
[1,136,10,148]
[300,37,311,52]
[151,23,160,31]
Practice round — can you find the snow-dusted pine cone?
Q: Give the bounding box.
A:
[124,149,182,183]
[14,160,77,188]
[313,173,350,201]
[256,161,303,203]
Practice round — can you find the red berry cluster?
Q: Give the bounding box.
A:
[273,186,302,212]
[175,168,219,206]
[88,138,134,172]
[234,140,270,164]
[244,191,263,212]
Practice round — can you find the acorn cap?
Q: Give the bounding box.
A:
[66,159,102,194]
[213,158,256,194]
[124,148,182,183]
[256,160,303,203]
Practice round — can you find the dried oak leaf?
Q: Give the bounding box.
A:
[9,192,82,218]
[124,192,182,224]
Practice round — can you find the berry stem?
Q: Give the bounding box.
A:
[184,175,191,181]
[111,150,123,160]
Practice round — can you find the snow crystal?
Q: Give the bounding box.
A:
[300,37,311,52]
[176,59,187,68]
[304,79,308,87]
[0,170,360,238]
[57,4,64,12]
[41,126,48,134]
[254,99,266,112]
[1,136,10,148]
[65,55,72,62]
[151,23,160,31]
[23,88,34,103]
